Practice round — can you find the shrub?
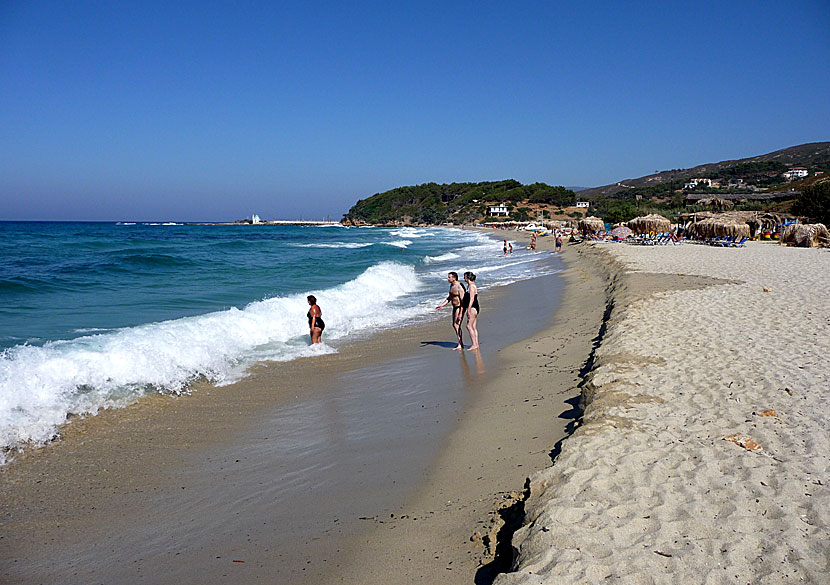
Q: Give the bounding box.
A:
[794,181,830,225]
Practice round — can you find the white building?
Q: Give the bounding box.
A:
[488,205,508,216]
[684,178,713,190]
[783,167,809,180]
[576,201,590,208]
[251,214,262,224]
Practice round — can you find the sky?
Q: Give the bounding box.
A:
[1,1,829,221]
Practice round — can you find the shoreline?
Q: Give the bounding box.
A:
[316,230,609,583]
[0,231,593,584]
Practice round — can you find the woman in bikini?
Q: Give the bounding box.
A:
[462,272,480,350]
[307,295,325,344]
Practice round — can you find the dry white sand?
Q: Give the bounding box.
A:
[498,241,830,585]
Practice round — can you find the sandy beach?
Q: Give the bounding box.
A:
[498,241,830,584]
[1,230,602,584]
[7,231,824,585]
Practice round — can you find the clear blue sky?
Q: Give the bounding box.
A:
[1,1,828,221]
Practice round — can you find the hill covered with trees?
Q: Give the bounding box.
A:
[342,180,576,225]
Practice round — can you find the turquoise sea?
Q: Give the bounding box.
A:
[0,221,559,459]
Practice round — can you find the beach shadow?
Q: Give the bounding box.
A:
[545,301,612,465]
[473,479,530,585]
[548,394,582,464]
[419,341,459,349]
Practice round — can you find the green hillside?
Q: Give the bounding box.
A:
[342,181,576,225]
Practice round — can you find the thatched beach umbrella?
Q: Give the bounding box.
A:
[697,197,734,209]
[692,216,750,239]
[578,216,605,233]
[780,223,830,248]
[627,214,672,235]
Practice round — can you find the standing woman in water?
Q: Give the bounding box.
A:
[463,272,480,350]
[307,295,325,344]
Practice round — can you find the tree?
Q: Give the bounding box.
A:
[589,198,638,224]
[513,207,531,222]
[794,181,830,225]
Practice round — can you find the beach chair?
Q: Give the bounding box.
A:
[725,237,748,247]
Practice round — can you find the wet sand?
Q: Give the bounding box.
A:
[1,232,605,584]
[318,231,607,584]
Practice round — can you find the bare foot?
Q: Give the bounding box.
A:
[469,345,479,350]
[453,344,464,351]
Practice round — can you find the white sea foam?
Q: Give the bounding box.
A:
[291,242,373,249]
[0,262,423,455]
[390,227,425,238]
[383,239,413,248]
[423,252,460,264]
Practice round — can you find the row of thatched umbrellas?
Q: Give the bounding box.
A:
[578,213,673,235]
[576,212,828,247]
[578,212,753,239]
[486,210,826,247]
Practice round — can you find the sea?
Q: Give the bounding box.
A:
[0,221,558,462]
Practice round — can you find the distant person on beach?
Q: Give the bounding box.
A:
[307,295,325,344]
[531,233,537,250]
[462,272,480,350]
[508,242,513,254]
[503,240,508,255]
[555,232,563,252]
[435,271,465,350]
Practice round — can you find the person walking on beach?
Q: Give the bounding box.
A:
[531,232,537,250]
[307,295,325,344]
[435,271,465,350]
[508,242,513,254]
[503,240,508,255]
[555,232,563,252]
[462,272,480,350]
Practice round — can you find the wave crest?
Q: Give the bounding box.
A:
[0,262,422,455]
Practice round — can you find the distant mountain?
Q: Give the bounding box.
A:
[566,186,590,192]
[578,142,830,199]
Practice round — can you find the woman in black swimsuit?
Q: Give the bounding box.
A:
[307,295,325,344]
[462,272,480,350]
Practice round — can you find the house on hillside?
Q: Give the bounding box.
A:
[576,201,590,208]
[684,178,714,190]
[489,205,508,216]
[783,167,809,180]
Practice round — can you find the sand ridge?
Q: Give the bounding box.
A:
[498,242,830,584]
